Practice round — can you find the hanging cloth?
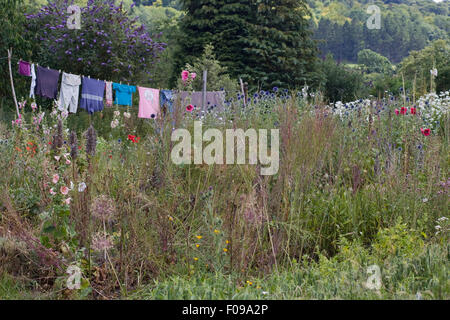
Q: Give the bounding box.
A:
[80,77,105,114]
[105,81,113,107]
[113,83,136,106]
[160,90,174,114]
[29,64,36,99]
[57,72,81,113]
[18,60,31,76]
[138,87,160,119]
[35,66,60,99]
[176,91,226,111]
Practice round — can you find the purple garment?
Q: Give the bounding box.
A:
[80,77,105,114]
[35,66,60,99]
[18,61,31,76]
[177,91,225,111]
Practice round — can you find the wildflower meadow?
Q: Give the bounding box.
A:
[1,85,448,300]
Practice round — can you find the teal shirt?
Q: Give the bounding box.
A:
[113,83,136,106]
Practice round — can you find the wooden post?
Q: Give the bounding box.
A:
[202,70,207,110]
[239,78,246,107]
[244,82,249,104]
[7,48,20,118]
[401,72,406,107]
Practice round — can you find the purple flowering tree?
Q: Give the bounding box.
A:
[25,0,166,83]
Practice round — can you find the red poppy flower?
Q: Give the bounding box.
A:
[420,128,431,136]
[395,109,399,115]
[400,107,407,115]
[127,135,140,143]
[410,107,417,115]
[186,104,194,112]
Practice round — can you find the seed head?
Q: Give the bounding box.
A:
[90,195,116,222]
[85,125,97,157]
[69,131,78,160]
[91,232,114,252]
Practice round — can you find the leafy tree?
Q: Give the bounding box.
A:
[175,0,253,86]
[243,0,319,89]
[319,54,365,103]
[25,0,166,84]
[311,0,449,63]
[134,0,181,8]
[176,0,318,90]
[357,49,392,74]
[436,65,450,93]
[0,0,35,105]
[134,2,183,88]
[398,40,450,94]
[181,44,238,92]
[369,73,403,98]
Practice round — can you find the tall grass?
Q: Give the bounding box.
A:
[0,92,448,299]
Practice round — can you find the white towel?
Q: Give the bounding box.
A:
[105,81,113,107]
[29,64,36,99]
[57,72,81,113]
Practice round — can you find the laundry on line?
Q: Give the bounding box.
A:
[17,59,226,118]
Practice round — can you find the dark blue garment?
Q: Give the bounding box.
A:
[160,90,174,113]
[35,66,60,99]
[80,77,105,114]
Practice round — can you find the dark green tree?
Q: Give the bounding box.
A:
[0,0,35,106]
[25,0,166,84]
[320,54,365,103]
[243,0,318,89]
[310,0,449,64]
[176,0,318,90]
[174,0,253,86]
[357,49,392,74]
[436,65,450,93]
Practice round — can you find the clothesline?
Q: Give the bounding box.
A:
[20,59,108,84]
[15,57,226,119]
[2,56,122,87]
[4,55,142,87]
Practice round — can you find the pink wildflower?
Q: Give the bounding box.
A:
[181,70,189,82]
[60,186,69,195]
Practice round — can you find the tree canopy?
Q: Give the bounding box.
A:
[176,0,318,90]
[25,0,166,84]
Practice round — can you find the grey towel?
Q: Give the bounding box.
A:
[177,91,225,111]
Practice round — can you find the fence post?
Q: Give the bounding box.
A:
[7,48,20,118]
[240,78,246,107]
[244,82,249,105]
[202,70,208,110]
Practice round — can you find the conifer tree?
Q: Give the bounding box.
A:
[176,0,319,89]
[242,0,319,89]
[175,0,254,84]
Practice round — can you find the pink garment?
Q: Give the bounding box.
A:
[138,87,160,119]
[105,81,113,107]
[19,61,31,76]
